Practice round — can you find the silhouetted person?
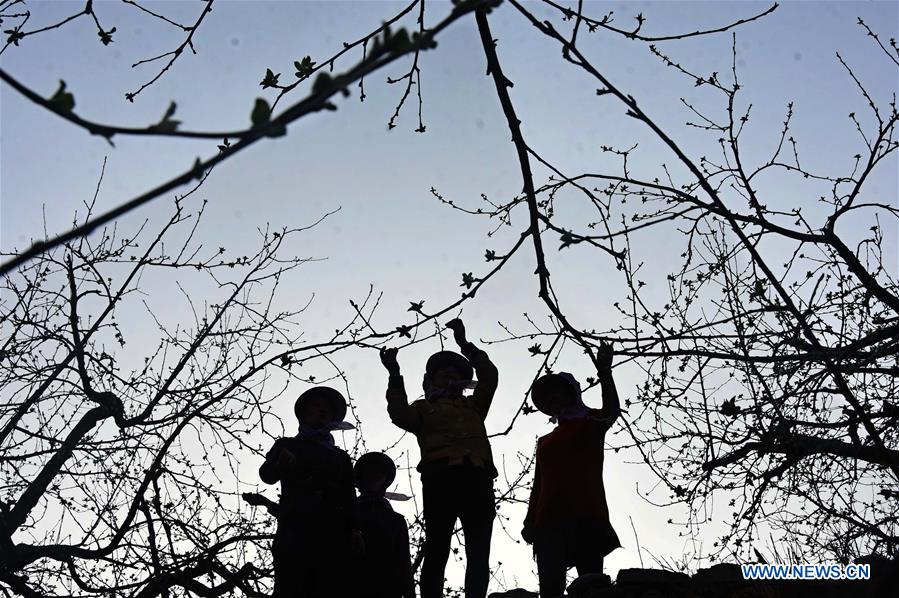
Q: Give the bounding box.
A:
[353,452,415,598]
[379,318,499,598]
[259,386,363,598]
[522,343,622,598]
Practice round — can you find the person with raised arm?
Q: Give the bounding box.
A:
[379,318,499,598]
[521,342,622,598]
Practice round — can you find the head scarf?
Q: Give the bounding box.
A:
[295,420,355,448]
[550,371,589,424]
[422,374,478,401]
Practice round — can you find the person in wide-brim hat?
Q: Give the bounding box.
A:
[523,344,623,598]
[530,372,581,417]
[261,384,360,598]
[425,350,474,383]
[294,386,347,425]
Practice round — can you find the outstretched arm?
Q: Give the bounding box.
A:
[595,342,620,428]
[447,318,498,420]
[381,347,422,433]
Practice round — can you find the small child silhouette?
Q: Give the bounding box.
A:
[259,386,362,598]
[353,452,415,598]
[379,318,499,598]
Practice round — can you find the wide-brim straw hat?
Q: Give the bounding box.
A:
[354,452,397,488]
[531,373,580,416]
[425,350,473,381]
[294,386,347,423]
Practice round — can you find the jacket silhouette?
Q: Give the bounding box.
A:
[385,350,498,476]
[380,318,498,598]
[260,386,360,598]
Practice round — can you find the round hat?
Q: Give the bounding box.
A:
[531,373,580,416]
[294,386,347,423]
[425,350,473,381]
[353,452,397,488]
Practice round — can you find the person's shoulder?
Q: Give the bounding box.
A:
[390,510,409,528]
[267,436,291,450]
[536,429,555,447]
[586,409,613,428]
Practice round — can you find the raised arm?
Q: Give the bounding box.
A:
[594,342,620,428]
[447,318,498,420]
[381,347,422,433]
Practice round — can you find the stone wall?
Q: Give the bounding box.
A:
[487,557,898,598]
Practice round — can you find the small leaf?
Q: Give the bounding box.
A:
[149,101,180,132]
[49,80,75,113]
[528,343,543,356]
[294,56,316,79]
[250,98,286,137]
[260,68,280,89]
[312,72,333,94]
[396,325,412,339]
[460,272,476,289]
[192,158,204,181]
[251,98,271,127]
[720,397,740,417]
[98,26,116,46]
[386,28,411,53]
[407,300,425,313]
[4,28,24,46]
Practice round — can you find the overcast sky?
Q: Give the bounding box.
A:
[2,0,897,592]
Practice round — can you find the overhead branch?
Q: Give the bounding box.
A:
[0,0,497,278]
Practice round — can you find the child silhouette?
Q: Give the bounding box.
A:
[379,318,498,598]
[354,452,415,598]
[522,343,622,598]
[259,386,362,598]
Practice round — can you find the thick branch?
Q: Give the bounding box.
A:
[704,433,899,471]
[0,0,495,278]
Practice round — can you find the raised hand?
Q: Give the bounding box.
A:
[241,492,269,507]
[445,318,467,345]
[379,346,401,375]
[596,341,614,374]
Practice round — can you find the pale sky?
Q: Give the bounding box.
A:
[2,0,897,593]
